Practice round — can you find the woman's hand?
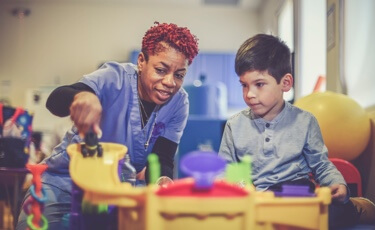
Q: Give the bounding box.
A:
[330,184,348,203]
[137,167,173,187]
[156,176,174,188]
[70,91,102,137]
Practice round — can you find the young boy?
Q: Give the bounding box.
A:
[218,34,375,228]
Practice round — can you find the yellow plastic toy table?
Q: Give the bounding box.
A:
[68,143,331,230]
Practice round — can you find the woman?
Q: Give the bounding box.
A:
[17,22,199,229]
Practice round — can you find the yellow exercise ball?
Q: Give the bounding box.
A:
[294,91,371,161]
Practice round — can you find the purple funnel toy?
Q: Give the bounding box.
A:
[180,151,226,189]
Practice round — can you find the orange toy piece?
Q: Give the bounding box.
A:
[25,163,48,229]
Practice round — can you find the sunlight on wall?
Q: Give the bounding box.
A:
[344,0,375,108]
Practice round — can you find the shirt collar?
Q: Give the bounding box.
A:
[250,101,290,126]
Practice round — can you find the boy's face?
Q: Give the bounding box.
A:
[240,70,293,121]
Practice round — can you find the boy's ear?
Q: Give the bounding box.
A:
[281,74,293,92]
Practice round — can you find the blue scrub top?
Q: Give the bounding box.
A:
[42,62,189,192]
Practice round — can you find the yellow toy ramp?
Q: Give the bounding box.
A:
[67,143,145,206]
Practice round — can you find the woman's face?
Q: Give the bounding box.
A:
[137,43,189,105]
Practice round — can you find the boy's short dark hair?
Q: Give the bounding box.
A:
[235,34,292,83]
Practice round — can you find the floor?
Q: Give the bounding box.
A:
[0,173,32,230]
[0,201,14,230]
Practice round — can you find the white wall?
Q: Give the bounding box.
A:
[295,0,326,99]
[0,1,261,107]
[326,0,375,109]
[258,0,285,34]
[344,0,375,108]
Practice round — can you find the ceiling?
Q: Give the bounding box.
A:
[91,0,264,10]
[1,0,264,10]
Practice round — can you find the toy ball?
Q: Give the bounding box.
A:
[294,91,370,161]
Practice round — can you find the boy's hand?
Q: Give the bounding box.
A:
[330,184,348,203]
[70,91,102,137]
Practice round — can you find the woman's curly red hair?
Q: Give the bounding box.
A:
[142,22,199,65]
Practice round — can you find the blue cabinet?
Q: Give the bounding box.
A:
[176,116,226,178]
